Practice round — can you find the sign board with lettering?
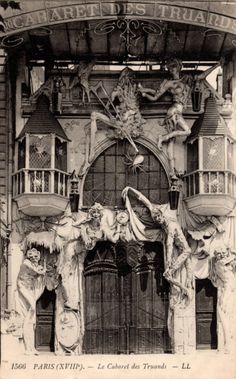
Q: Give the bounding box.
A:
[1,2,236,36]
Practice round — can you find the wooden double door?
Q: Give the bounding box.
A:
[83,241,171,354]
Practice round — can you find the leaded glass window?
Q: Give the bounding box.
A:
[29,135,51,168]
[83,141,169,207]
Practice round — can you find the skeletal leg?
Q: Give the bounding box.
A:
[89,112,116,162]
[158,112,190,150]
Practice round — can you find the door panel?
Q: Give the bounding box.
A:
[131,267,169,353]
[83,241,170,354]
[196,279,217,349]
[36,288,56,351]
[83,242,120,354]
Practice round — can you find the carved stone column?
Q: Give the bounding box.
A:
[169,263,196,354]
[172,283,196,354]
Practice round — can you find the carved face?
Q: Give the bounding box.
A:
[214,249,225,260]
[27,248,40,263]
[151,207,165,225]
[168,64,179,77]
[166,59,182,77]
[89,203,103,220]
[116,211,129,225]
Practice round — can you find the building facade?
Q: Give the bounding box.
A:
[0,0,236,356]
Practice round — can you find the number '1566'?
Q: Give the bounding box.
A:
[11,363,26,369]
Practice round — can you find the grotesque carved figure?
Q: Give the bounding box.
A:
[88,67,145,164]
[122,186,192,300]
[138,58,220,149]
[110,67,146,139]
[210,246,236,353]
[57,203,119,306]
[15,248,46,355]
[78,203,119,250]
[69,61,94,103]
[79,203,105,250]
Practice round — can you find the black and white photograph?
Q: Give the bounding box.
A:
[0,1,236,379]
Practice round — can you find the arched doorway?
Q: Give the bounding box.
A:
[82,140,170,354]
[83,241,171,354]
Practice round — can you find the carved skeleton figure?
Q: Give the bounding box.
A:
[210,246,236,353]
[69,61,94,103]
[122,186,192,300]
[15,248,46,355]
[88,67,146,163]
[138,58,220,149]
[110,67,146,138]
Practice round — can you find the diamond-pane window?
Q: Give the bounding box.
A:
[29,135,51,168]
[203,138,224,170]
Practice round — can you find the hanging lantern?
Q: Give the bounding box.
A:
[168,175,180,210]
[69,171,80,212]
[191,79,202,112]
[52,77,64,114]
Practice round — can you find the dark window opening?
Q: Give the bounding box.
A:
[196,279,217,350]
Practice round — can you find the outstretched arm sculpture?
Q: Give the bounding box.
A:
[138,58,220,150]
[122,186,192,300]
[16,248,46,355]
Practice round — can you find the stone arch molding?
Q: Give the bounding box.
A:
[2,2,236,36]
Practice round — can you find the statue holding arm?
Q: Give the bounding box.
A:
[138,58,220,150]
[122,186,192,299]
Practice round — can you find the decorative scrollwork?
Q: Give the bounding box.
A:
[94,20,117,35]
[93,18,163,51]
[1,34,24,48]
[139,20,163,35]
[117,19,139,49]
[203,28,221,37]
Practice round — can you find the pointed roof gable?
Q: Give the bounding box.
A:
[17,95,69,141]
[188,94,233,140]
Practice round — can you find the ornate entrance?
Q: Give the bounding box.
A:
[83,241,170,354]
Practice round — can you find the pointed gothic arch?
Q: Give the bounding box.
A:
[82,138,170,208]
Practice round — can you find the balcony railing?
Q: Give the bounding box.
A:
[183,170,236,198]
[13,168,69,197]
